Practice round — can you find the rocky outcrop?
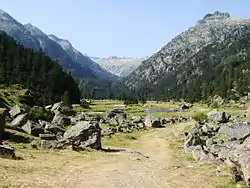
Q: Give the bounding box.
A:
[184,120,250,185]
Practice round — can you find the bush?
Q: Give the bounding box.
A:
[27,106,53,122]
[191,112,207,122]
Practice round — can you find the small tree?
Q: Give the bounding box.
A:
[61,91,71,107]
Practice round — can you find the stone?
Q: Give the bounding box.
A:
[52,114,71,127]
[39,120,66,134]
[132,116,143,123]
[107,109,126,119]
[181,104,190,110]
[45,105,52,111]
[70,113,85,125]
[64,121,101,149]
[40,140,58,149]
[21,120,44,136]
[192,145,210,162]
[9,105,24,118]
[144,114,152,127]
[0,144,15,159]
[39,134,57,140]
[109,118,119,126]
[218,122,250,141]
[151,120,162,128]
[51,102,63,114]
[207,109,230,123]
[11,113,28,128]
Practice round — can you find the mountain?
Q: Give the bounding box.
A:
[125,11,250,102]
[0,9,116,80]
[0,31,81,105]
[92,56,143,77]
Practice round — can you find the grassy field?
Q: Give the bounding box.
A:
[1,99,249,187]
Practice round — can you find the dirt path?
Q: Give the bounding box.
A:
[0,123,233,188]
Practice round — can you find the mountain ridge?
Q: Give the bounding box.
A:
[0,9,116,80]
[125,11,250,101]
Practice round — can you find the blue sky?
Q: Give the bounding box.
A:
[1,0,250,58]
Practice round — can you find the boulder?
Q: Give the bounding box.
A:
[11,113,28,128]
[45,105,52,111]
[218,122,250,141]
[9,105,24,118]
[39,134,57,140]
[107,109,126,119]
[40,140,58,149]
[51,102,62,114]
[21,120,44,136]
[52,114,71,127]
[118,123,133,133]
[229,137,250,185]
[207,109,230,123]
[70,113,85,125]
[132,116,144,124]
[144,114,152,127]
[109,118,119,127]
[181,104,190,110]
[0,144,15,159]
[192,145,213,162]
[151,120,162,128]
[64,121,101,149]
[39,120,65,134]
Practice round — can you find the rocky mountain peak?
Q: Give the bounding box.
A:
[198,11,230,24]
[24,23,46,37]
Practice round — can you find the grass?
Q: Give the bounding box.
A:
[102,129,147,148]
[0,84,26,108]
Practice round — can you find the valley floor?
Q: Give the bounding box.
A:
[0,122,236,188]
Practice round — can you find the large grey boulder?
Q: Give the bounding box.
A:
[64,121,101,149]
[9,105,25,118]
[218,122,250,141]
[207,109,230,123]
[21,120,44,136]
[11,113,28,128]
[70,113,86,125]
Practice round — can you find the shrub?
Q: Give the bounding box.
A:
[27,106,53,122]
[191,112,207,122]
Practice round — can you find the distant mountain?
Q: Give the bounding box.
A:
[92,56,144,77]
[125,11,250,101]
[0,9,116,80]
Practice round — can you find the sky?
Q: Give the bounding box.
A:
[1,0,250,58]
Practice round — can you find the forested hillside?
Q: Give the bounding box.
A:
[0,31,81,105]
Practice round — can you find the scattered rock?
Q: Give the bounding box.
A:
[151,120,162,128]
[39,134,56,140]
[207,109,230,123]
[21,120,44,136]
[9,105,24,118]
[181,104,190,110]
[107,109,126,119]
[40,140,58,149]
[0,144,15,159]
[52,114,71,127]
[11,113,28,128]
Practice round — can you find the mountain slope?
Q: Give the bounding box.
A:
[92,56,143,77]
[125,11,250,101]
[0,9,115,80]
[0,31,81,105]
